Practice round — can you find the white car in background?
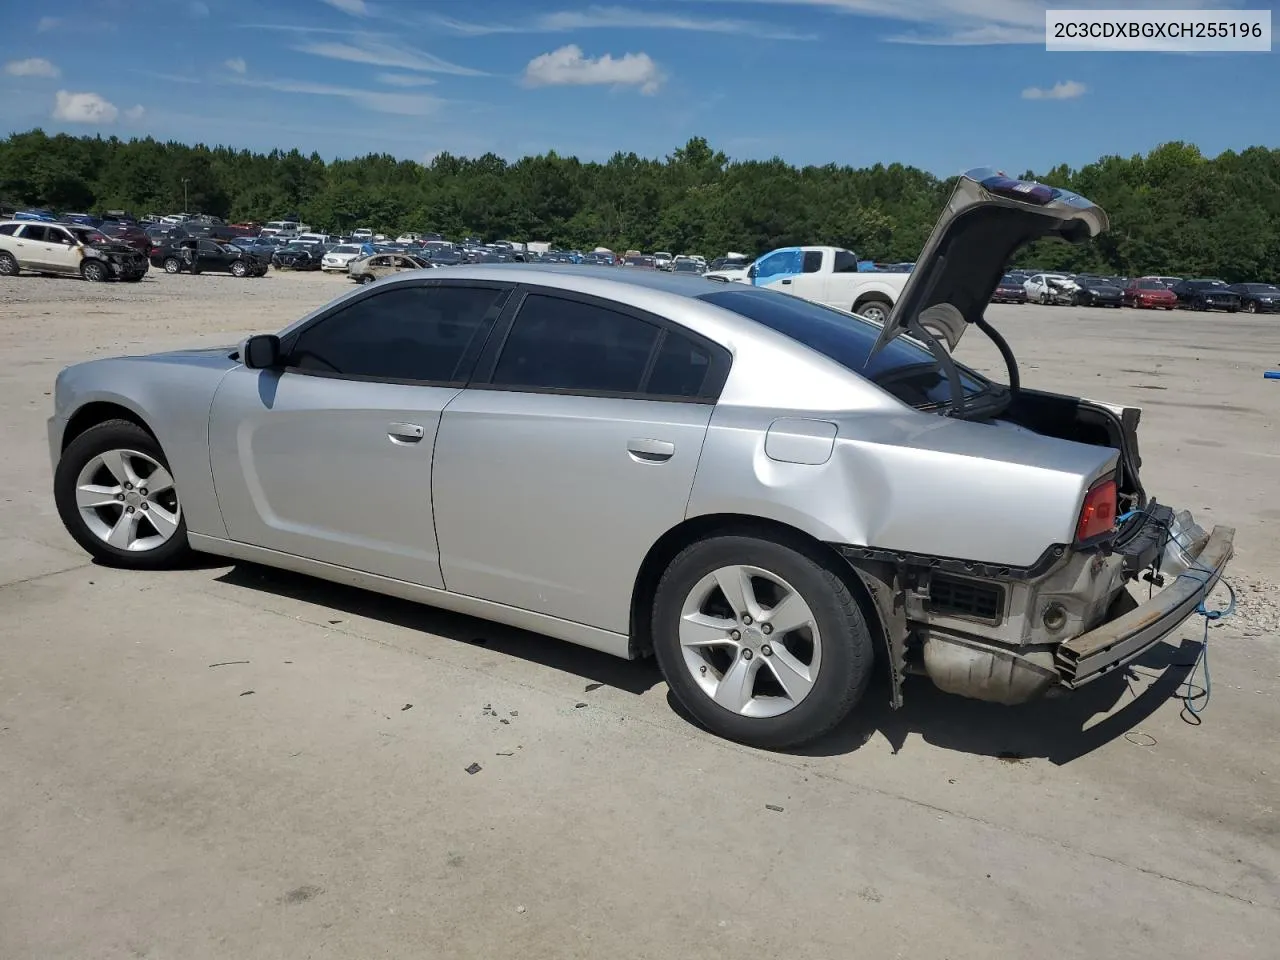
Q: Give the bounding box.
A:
[321,244,364,272]
[1023,273,1078,304]
[396,233,421,245]
[653,252,673,270]
[351,228,374,241]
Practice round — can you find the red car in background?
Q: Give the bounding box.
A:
[1123,278,1178,310]
[96,220,151,255]
[990,273,1028,303]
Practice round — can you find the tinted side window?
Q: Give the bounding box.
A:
[18,225,49,241]
[833,251,859,273]
[0,224,17,236]
[646,332,711,398]
[802,251,823,273]
[286,285,509,382]
[491,294,658,394]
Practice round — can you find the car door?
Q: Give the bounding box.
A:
[751,248,804,293]
[431,288,730,634]
[10,225,55,270]
[208,279,514,587]
[198,238,227,271]
[44,225,83,274]
[787,249,827,302]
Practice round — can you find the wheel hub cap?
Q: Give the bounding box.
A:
[677,564,822,718]
[74,448,181,552]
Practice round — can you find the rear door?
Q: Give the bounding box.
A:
[208,279,514,587]
[431,288,730,634]
[788,249,828,302]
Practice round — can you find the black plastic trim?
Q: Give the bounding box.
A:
[831,541,1069,582]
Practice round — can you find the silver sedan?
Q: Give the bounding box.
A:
[47,170,1233,748]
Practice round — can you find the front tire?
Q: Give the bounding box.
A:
[651,535,874,750]
[230,259,247,277]
[81,259,108,283]
[164,257,182,274]
[54,419,190,570]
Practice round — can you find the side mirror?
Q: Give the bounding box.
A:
[241,334,282,369]
[746,264,756,280]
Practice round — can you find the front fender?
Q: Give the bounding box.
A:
[53,354,238,538]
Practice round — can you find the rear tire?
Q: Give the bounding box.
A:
[0,251,18,276]
[651,535,874,750]
[53,419,191,570]
[854,298,892,324]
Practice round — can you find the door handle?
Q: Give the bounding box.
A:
[781,278,791,285]
[387,421,424,444]
[627,438,674,463]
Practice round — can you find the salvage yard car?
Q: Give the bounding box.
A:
[152,237,269,277]
[0,220,149,282]
[347,252,432,283]
[46,169,1234,749]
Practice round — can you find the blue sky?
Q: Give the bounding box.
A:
[1,0,1276,175]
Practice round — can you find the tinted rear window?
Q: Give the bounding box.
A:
[697,288,988,407]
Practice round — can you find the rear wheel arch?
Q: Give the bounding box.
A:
[61,401,159,453]
[628,513,888,665]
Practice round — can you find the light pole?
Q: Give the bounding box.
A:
[181,178,190,214]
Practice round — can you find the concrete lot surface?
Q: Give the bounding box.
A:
[1,271,1277,959]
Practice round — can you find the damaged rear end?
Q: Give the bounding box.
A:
[847,168,1235,707]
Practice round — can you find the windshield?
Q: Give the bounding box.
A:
[1137,280,1165,289]
[698,288,990,409]
[334,245,359,253]
[998,275,1020,285]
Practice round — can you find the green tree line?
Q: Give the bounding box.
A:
[1,129,1277,281]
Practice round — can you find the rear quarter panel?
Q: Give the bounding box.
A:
[52,351,239,538]
[686,405,1119,568]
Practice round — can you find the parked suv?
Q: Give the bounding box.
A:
[0,220,148,281]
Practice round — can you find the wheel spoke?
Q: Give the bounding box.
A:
[76,483,120,510]
[714,566,761,621]
[765,646,814,703]
[106,510,141,549]
[99,450,141,487]
[763,592,814,636]
[142,465,174,495]
[713,654,759,713]
[679,612,737,649]
[144,503,180,539]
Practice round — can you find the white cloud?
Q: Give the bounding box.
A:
[295,37,486,75]
[36,16,61,32]
[1022,80,1087,100]
[5,57,61,78]
[377,72,437,86]
[226,75,443,116]
[52,90,119,123]
[225,57,248,74]
[524,45,664,94]
[321,0,368,14]
[124,104,146,121]
[431,6,815,41]
[188,1,209,18]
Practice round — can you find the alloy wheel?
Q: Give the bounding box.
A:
[74,448,181,552]
[678,564,822,718]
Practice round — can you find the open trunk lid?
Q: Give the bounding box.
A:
[870,168,1109,356]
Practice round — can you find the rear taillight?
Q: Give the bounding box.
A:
[1075,477,1117,542]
